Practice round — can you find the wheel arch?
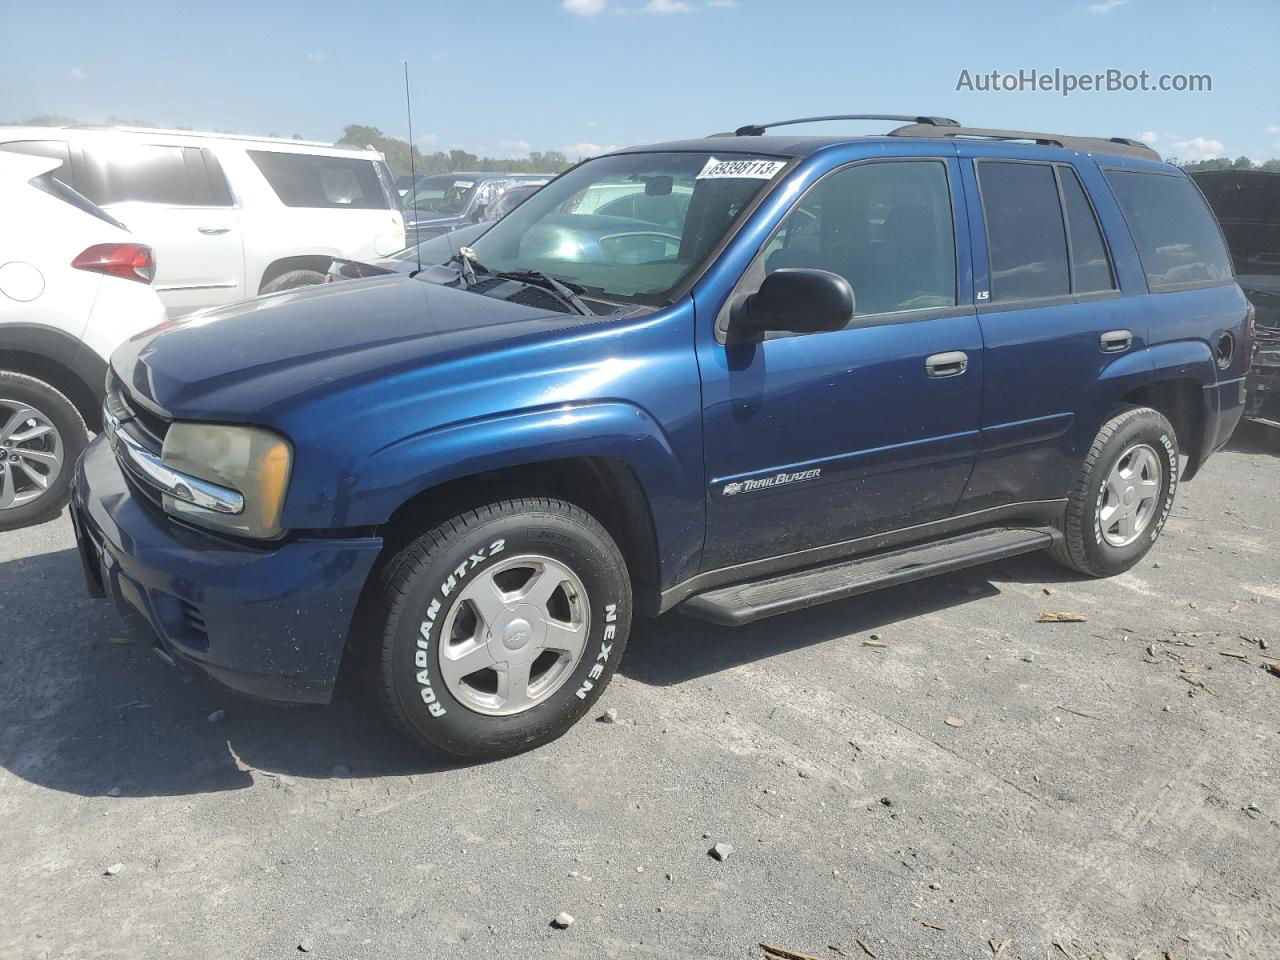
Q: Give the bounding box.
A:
[257,255,338,293]
[0,324,107,430]
[1119,376,1207,479]
[378,455,663,614]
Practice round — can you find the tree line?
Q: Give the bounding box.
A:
[336,125,576,177]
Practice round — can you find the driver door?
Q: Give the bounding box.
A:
[696,156,984,570]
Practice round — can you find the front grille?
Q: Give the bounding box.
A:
[106,372,170,447]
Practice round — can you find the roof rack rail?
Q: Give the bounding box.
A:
[729,115,960,138]
[888,122,1161,161]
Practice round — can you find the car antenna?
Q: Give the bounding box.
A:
[403,60,423,276]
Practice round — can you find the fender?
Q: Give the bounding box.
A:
[304,400,705,588]
[0,322,108,426]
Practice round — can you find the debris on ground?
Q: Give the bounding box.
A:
[989,938,1012,956]
[921,921,944,930]
[297,940,313,953]
[862,639,888,648]
[597,707,619,723]
[207,709,226,723]
[854,938,877,958]
[761,943,823,960]
[943,717,964,728]
[103,863,124,876]
[551,912,574,929]
[708,842,733,861]
[1037,612,1088,623]
[1218,650,1248,660]
[1263,663,1280,679]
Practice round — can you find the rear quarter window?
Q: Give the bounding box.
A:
[247,150,389,210]
[1104,170,1233,291]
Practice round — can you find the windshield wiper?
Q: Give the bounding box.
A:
[494,269,593,316]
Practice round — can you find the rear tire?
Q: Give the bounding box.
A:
[1050,406,1178,577]
[260,268,326,294]
[0,371,87,531]
[366,498,632,759]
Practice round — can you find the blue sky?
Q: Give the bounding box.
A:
[1,0,1277,162]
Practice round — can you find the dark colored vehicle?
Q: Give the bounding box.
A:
[402,172,551,243]
[1192,169,1280,440]
[483,182,543,221]
[73,115,1250,760]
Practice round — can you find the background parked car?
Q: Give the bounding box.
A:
[402,172,550,243]
[1193,169,1280,442]
[325,222,492,283]
[0,153,166,529]
[481,181,543,221]
[0,126,405,315]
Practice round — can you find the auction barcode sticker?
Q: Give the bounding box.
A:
[696,157,787,180]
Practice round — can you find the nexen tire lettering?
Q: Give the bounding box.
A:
[575,603,618,701]
[414,539,506,718]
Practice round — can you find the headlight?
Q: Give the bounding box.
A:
[161,423,292,539]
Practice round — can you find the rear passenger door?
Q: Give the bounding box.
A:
[958,151,1146,511]
[83,141,245,315]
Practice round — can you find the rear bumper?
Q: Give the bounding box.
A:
[1186,375,1247,479]
[71,436,383,703]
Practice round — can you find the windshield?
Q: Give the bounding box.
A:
[404,175,478,218]
[465,151,788,304]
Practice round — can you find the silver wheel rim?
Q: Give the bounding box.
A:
[1099,442,1162,548]
[434,553,591,717]
[0,399,64,511]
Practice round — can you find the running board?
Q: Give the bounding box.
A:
[680,526,1059,626]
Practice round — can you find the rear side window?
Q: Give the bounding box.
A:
[978,161,1070,302]
[1105,170,1233,291]
[247,150,389,209]
[762,159,956,317]
[93,143,196,205]
[1058,167,1115,294]
[0,139,73,189]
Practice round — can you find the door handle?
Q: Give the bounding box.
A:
[925,351,968,378]
[1100,329,1132,353]
[197,225,230,235]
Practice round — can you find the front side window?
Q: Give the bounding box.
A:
[979,161,1071,302]
[248,150,389,210]
[467,151,787,304]
[760,159,957,317]
[1105,170,1233,291]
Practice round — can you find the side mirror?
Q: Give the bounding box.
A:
[730,268,855,337]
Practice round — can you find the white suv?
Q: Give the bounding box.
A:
[0,154,167,529]
[0,126,405,316]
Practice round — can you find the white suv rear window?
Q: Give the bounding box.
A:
[247,150,389,210]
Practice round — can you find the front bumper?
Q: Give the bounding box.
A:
[71,436,383,703]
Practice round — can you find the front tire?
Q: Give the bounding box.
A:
[367,498,632,759]
[0,372,87,531]
[1050,406,1179,577]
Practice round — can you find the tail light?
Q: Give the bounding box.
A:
[71,243,155,284]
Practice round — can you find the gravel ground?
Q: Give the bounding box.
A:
[2,423,1278,960]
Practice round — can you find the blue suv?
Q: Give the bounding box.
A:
[71,115,1252,758]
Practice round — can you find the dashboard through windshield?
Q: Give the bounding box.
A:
[465,151,788,305]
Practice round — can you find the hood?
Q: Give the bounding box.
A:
[112,274,584,420]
